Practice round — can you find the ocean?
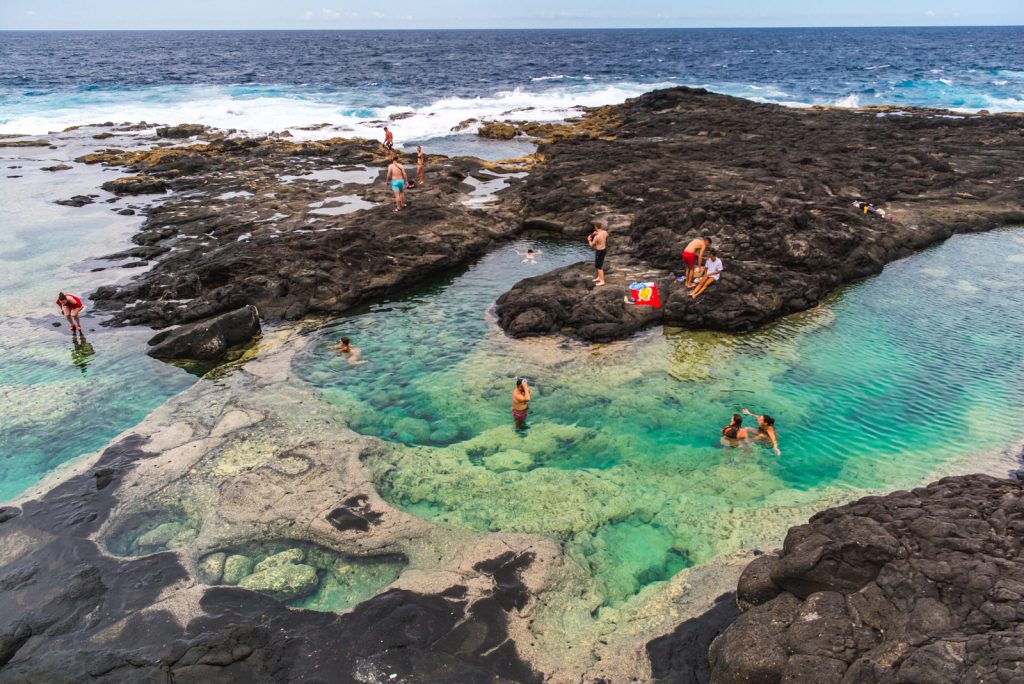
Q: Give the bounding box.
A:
[1,26,1023,142]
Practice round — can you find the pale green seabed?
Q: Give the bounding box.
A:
[297,231,1024,608]
[0,136,195,501]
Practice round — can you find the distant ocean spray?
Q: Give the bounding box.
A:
[1,27,1022,140]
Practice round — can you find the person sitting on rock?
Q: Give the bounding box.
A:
[721,413,750,447]
[743,408,780,456]
[385,156,409,212]
[587,220,608,286]
[679,237,711,287]
[336,337,365,365]
[689,250,722,299]
[383,127,394,151]
[56,291,84,332]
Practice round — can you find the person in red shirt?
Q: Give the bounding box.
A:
[56,291,84,331]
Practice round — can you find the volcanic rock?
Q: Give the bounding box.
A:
[495,87,1024,340]
[101,175,167,195]
[55,195,95,207]
[40,164,72,172]
[708,474,1024,683]
[146,305,261,361]
[478,121,518,140]
[156,124,206,139]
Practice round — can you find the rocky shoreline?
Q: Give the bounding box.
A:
[495,87,1024,340]
[3,88,1024,682]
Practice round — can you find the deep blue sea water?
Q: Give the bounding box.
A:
[1,27,1022,140]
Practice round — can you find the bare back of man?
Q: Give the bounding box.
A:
[385,160,408,211]
[681,237,709,287]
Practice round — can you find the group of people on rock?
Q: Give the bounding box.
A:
[584,221,722,299]
[382,127,425,213]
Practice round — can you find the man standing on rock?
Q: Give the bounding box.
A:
[385,156,409,212]
[679,237,711,288]
[383,127,394,151]
[588,220,608,286]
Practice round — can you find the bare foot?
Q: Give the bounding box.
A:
[595,281,605,287]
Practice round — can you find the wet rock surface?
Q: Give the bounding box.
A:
[85,136,524,329]
[708,475,1024,683]
[146,304,261,361]
[0,339,550,683]
[495,87,1024,340]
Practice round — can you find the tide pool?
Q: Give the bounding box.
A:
[0,134,195,501]
[297,230,1024,606]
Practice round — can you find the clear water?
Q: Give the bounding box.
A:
[296,230,1024,606]
[0,135,195,502]
[2,28,1022,142]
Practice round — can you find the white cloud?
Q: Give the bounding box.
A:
[301,10,313,20]
[927,9,936,16]
[25,9,35,15]
[322,8,342,20]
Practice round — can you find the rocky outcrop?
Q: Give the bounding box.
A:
[146,305,261,360]
[100,174,167,195]
[156,124,206,138]
[495,87,1024,340]
[478,121,518,139]
[87,137,521,328]
[708,474,1024,683]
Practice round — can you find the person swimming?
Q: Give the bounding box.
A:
[743,408,780,455]
[336,336,365,365]
[720,413,750,447]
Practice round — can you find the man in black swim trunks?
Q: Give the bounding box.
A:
[587,219,608,286]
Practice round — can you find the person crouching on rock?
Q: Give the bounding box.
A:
[689,250,722,299]
[679,237,710,287]
[385,156,409,212]
[56,291,84,332]
[587,220,608,286]
[743,408,780,456]
[512,377,531,430]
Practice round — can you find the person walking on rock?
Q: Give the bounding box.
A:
[416,145,425,186]
[385,156,409,212]
[56,291,84,332]
[689,249,722,299]
[383,126,394,151]
[588,220,608,286]
[679,237,711,287]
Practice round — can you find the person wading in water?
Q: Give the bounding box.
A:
[512,377,531,429]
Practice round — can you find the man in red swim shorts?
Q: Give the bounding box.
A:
[56,291,84,332]
[512,377,531,430]
[679,237,711,288]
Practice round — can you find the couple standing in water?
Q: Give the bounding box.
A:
[722,409,780,455]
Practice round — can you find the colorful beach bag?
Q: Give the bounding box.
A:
[627,282,661,308]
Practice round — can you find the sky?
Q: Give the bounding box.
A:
[1,0,1022,30]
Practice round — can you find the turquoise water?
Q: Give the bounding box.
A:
[0,136,195,501]
[297,230,1024,606]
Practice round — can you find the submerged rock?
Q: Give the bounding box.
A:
[707,474,1024,683]
[135,521,183,549]
[221,554,254,585]
[146,305,261,361]
[198,552,227,584]
[237,562,319,601]
[252,548,305,573]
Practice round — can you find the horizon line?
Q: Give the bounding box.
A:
[1,24,1022,32]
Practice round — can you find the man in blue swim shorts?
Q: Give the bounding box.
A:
[385,156,409,212]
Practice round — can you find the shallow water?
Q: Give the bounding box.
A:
[297,230,1024,606]
[0,132,195,502]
